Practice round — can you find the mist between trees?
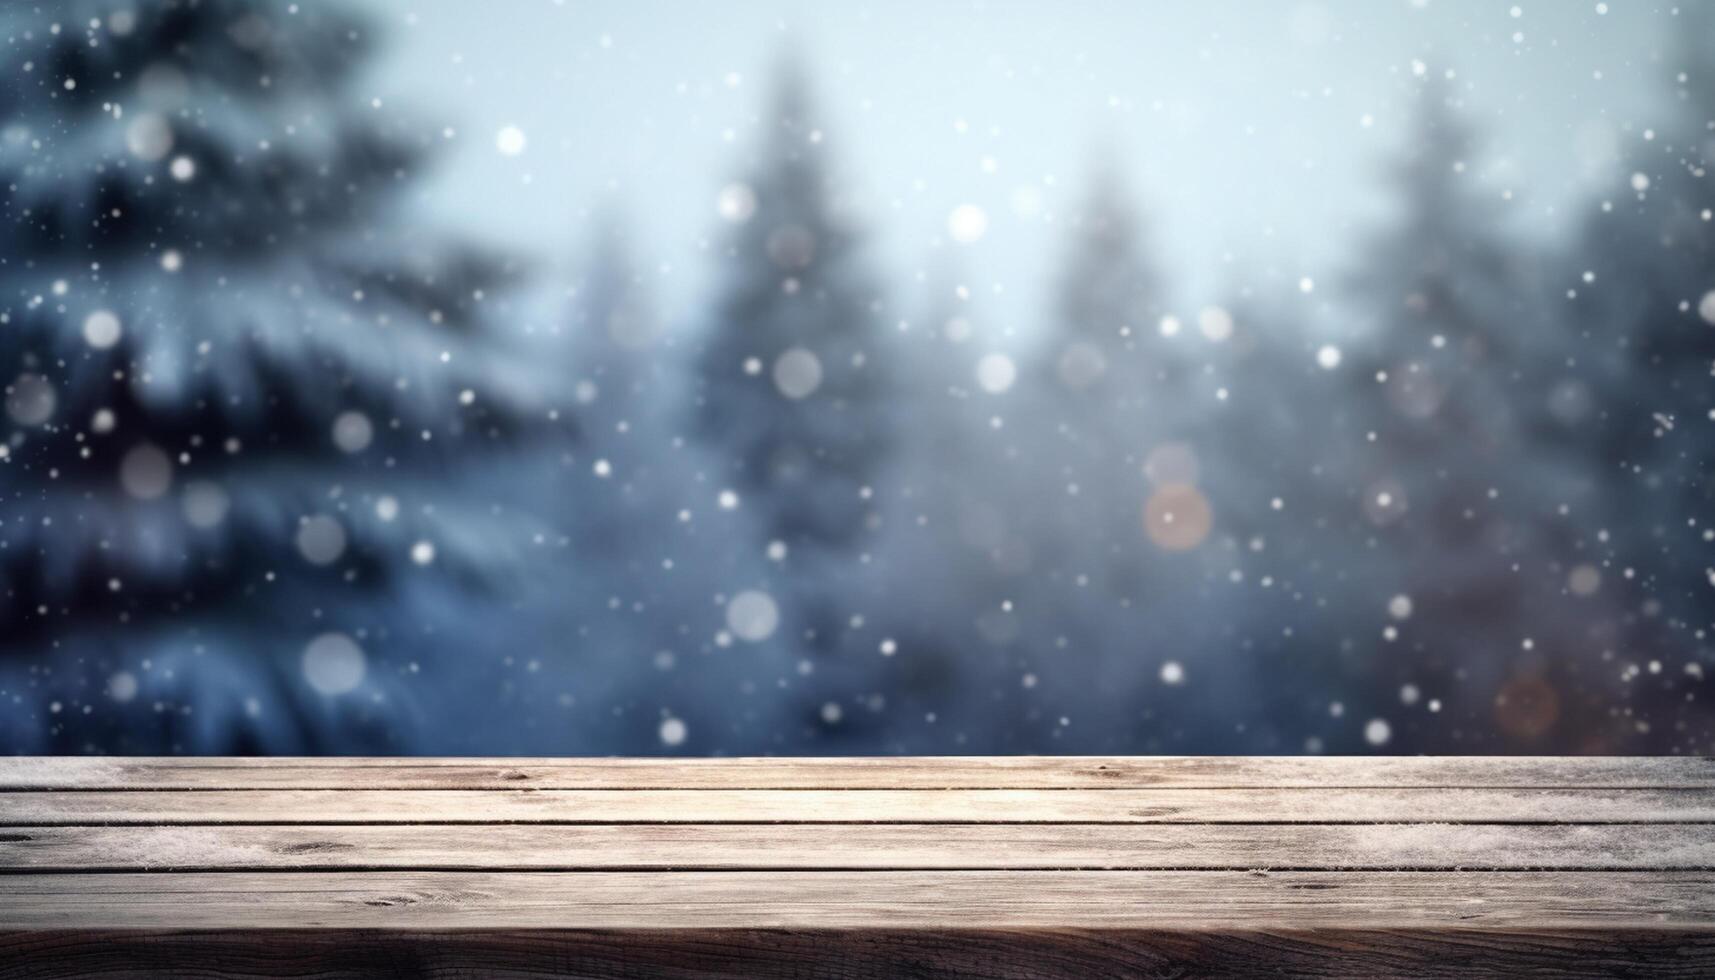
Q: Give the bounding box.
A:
[1,1,1712,756]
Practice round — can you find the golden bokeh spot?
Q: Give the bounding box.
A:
[1144,483,1213,552]
[1494,673,1560,740]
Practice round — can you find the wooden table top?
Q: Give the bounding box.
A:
[1,756,1712,978]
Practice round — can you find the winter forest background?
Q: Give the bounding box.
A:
[3,0,1714,756]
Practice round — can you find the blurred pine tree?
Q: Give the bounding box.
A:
[1553,15,1715,748]
[691,56,893,556]
[689,54,896,670]
[1336,77,1610,750]
[0,1,553,753]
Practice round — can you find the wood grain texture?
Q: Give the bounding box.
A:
[3,871,1714,929]
[3,756,1710,978]
[4,929,1713,980]
[4,822,1713,871]
[7,786,1714,825]
[3,755,1711,789]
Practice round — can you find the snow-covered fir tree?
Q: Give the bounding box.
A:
[530,216,800,756]
[1335,76,1612,750]
[561,217,669,548]
[691,58,892,556]
[1173,289,1357,753]
[689,55,895,671]
[868,267,1034,748]
[1553,17,1715,751]
[1010,160,1220,746]
[0,0,552,752]
[1028,159,1180,602]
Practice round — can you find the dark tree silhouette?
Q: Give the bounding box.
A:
[1335,78,1614,751]
[690,57,894,558]
[1551,17,1715,753]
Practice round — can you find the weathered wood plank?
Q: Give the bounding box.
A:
[2,871,1713,930]
[4,928,1713,980]
[0,758,1709,977]
[5,787,1712,825]
[3,822,1711,871]
[3,756,1709,790]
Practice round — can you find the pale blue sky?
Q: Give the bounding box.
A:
[365,0,1675,339]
